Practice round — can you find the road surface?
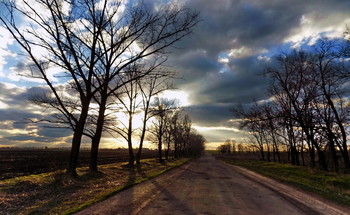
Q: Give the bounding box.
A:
[77,153,349,215]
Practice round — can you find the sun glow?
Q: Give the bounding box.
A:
[161,90,190,106]
[193,126,242,133]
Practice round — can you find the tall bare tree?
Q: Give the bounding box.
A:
[0,0,199,175]
[267,50,329,170]
[310,40,350,172]
[135,72,175,164]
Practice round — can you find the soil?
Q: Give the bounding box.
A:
[0,148,157,179]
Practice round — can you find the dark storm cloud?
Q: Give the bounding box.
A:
[171,0,298,57]
[0,83,72,147]
[5,135,52,142]
[166,0,350,133]
[175,50,221,82]
[187,104,234,127]
[0,83,47,121]
[37,126,72,138]
[11,86,50,102]
[0,83,46,111]
[176,0,350,54]
[199,56,270,104]
[0,109,40,121]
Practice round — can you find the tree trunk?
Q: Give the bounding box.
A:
[136,101,150,165]
[310,142,316,167]
[266,143,271,162]
[67,129,83,177]
[165,142,169,160]
[158,116,164,163]
[67,102,90,176]
[127,111,135,166]
[136,147,142,165]
[89,94,107,173]
[174,140,178,158]
[259,145,265,161]
[301,142,305,166]
[329,138,339,173]
[127,117,135,166]
[128,139,135,166]
[275,144,281,163]
[343,150,350,173]
[158,137,163,163]
[313,142,328,171]
[136,120,147,165]
[292,148,296,166]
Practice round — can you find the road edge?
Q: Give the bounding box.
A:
[72,158,195,215]
[223,161,349,215]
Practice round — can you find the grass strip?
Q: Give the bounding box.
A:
[0,158,191,215]
[63,158,191,215]
[219,157,350,207]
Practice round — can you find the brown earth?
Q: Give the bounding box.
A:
[0,148,158,180]
[0,158,185,214]
[77,153,349,215]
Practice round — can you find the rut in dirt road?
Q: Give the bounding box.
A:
[77,153,348,215]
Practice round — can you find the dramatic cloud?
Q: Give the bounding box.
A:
[0,83,72,147]
[1,0,350,149]
[164,0,350,147]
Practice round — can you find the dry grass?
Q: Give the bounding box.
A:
[0,158,190,215]
[216,154,350,207]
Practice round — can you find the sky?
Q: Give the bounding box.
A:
[0,0,350,149]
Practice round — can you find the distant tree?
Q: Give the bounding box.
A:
[170,111,181,158]
[180,114,192,157]
[187,129,206,157]
[231,139,237,154]
[149,98,178,162]
[232,102,269,160]
[224,139,232,154]
[217,142,231,154]
[135,72,175,164]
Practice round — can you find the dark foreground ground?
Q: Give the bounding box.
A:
[0,148,157,180]
[78,153,349,215]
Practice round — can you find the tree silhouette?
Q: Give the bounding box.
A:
[0,0,199,175]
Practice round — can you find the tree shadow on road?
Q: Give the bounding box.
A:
[143,179,197,215]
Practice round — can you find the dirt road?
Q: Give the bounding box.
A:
[77,153,349,215]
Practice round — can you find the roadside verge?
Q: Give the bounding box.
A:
[222,160,349,215]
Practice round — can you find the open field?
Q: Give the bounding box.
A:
[215,153,350,207]
[0,148,157,180]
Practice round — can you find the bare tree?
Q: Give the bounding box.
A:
[136,72,175,164]
[232,102,270,160]
[310,40,350,172]
[84,2,199,172]
[0,0,109,176]
[111,67,141,166]
[266,44,350,172]
[149,98,178,162]
[0,0,199,175]
[218,140,231,154]
[187,129,206,157]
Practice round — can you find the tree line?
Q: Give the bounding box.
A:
[217,139,246,154]
[232,34,350,173]
[0,0,204,176]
